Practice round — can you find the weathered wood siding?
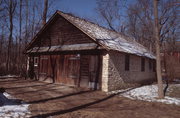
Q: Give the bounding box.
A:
[30,15,95,49]
[34,54,100,89]
[80,55,90,87]
[27,14,101,89]
[56,55,80,85]
[162,53,180,79]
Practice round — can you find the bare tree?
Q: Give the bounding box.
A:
[17,0,22,74]
[153,0,164,99]
[42,0,48,25]
[0,0,56,75]
[0,0,5,58]
[31,1,36,39]
[126,0,154,51]
[5,0,17,72]
[96,0,125,32]
[126,0,179,52]
[0,23,4,63]
[24,0,28,45]
[0,2,7,74]
[0,0,5,16]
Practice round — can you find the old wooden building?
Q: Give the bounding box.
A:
[25,11,156,91]
[161,41,180,80]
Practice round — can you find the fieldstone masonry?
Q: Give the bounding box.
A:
[101,51,156,92]
[101,54,109,92]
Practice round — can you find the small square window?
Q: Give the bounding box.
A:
[149,59,152,70]
[153,61,156,72]
[125,54,130,71]
[34,57,38,66]
[141,58,145,72]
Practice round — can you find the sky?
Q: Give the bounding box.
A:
[51,0,135,28]
[8,0,136,39]
[55,0,98,18]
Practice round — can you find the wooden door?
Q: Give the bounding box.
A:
[56,55,65,83]
[80,55,90,87]
[65,55,80,85]
[79,55,99,89]
[89,55,99,89]
[39,56,49,75]
[56,54,100,89]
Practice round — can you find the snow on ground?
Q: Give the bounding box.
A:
[0,75,20,79]
[110,84,180,106]
[173,79,180,83]
[0,92,30,118]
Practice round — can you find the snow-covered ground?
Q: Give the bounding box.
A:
[0,92,30,118]
[110,84,180,106]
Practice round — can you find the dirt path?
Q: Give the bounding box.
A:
[0,78,180,118]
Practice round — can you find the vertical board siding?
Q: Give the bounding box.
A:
[37,54,100,89]
[80,55,90,87]
[31,15,95,49]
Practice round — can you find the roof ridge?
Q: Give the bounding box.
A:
[58,11,132,39]
[57,10,151,52]
[58,10,117,33]
[26,10,155,59]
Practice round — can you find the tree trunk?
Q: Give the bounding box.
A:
[153,0,164,99]
[6,0,14,73]
[0,24,4,63]
[18,0,22,74]
[31,2,35,39]
[42,0,48,25]
[25,0,28,46]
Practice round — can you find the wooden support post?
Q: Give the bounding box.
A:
[94,55,101,90]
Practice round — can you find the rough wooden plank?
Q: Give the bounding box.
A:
[27,43,99,53]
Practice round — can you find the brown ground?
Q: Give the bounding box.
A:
[0,78,180,118]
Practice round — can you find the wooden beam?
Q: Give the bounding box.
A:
[27,43,100,53]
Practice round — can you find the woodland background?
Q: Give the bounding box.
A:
[0,0,179,76]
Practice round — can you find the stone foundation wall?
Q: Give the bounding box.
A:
[101,51,156,91]
[101,54,109,92]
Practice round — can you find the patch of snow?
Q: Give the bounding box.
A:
[0,75,19,79]
[110,84,180,106]
[0,92,30,118]
[173,79,180,83]
[167,84,180,93]
[108,88,132,95]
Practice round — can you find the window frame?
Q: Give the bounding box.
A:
[125,54,130,71]
[149,59,152,70]
[34,57,39,67]
[141,58,145,72]
[153,60,156,72]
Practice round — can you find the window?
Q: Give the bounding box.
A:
[153,61,156,72]
[149,59,152,70]
[141,58,145,72]
[125,54,130,71]
[34,57,39,67]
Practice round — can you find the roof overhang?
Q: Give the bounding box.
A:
[26,43,101,54]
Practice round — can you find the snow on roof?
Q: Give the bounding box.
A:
[58,11,155,59]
